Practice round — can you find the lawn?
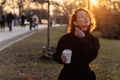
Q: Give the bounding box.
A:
[0,26,120,80]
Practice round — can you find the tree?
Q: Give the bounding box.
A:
[53,0,84,18]
[92,0,120,39]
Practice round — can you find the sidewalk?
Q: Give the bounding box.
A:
[0,24,48,51]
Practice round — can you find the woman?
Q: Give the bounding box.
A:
[53,8,100,80]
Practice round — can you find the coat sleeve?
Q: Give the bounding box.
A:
[90,36,100,52]
[87,36,100,62]
[78,35,100,64]
[53,36,65,64]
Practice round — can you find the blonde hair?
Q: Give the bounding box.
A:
[67,8,96,33]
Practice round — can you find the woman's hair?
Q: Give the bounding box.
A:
[67,8,96,33]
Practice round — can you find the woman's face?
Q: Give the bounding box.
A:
[74,10,90,31]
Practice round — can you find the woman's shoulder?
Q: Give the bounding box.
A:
[89,33,100,43]
[89,33,100,49]
[60,32,73,39]
[89,33,99,39]
[58,33,73,42]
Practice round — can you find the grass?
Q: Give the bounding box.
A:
[0,26,120,80]
[91,39,120,80]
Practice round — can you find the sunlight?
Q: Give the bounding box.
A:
[90,0,98,6]
[55,0,63,4]
[56,0,62,3]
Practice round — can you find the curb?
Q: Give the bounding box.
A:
[0,30,37,51]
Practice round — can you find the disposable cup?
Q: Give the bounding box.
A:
[62,49,72,64]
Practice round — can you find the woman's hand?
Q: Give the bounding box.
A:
[61,55,67,63]
[74,27,85,38]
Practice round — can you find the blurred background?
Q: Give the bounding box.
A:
[0,0,120,39]
[0,1,120,80]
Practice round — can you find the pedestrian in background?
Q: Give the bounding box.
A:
[20,12,26,27]
[6,12,14,31]
[27,12,33,30]
[0,12,6,31]
[32,14,39,30]
[49,18,53,27]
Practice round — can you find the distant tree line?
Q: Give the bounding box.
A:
[92,7,120,39]
[24,9,68,24]
[1,0,120,39]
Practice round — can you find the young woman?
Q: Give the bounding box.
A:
[53,8,100,80]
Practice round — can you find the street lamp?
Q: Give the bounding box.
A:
[38,0,68,50]
[47,0,50,49]
[37,0,51,49]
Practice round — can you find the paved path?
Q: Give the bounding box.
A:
[0,24,48,51]
[0,24,64,51]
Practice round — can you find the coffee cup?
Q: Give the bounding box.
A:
[62,49,72,64]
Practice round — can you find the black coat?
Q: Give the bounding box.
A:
[53,31,100,80]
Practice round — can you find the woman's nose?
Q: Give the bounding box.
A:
[84,17,89,20]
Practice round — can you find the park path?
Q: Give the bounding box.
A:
[0,24,47,51]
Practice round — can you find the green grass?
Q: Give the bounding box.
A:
[0,26,120,80]
[91,39,120,80]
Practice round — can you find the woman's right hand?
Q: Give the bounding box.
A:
[61,55,67,63]
[74,27,85,38]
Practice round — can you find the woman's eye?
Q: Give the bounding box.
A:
[78,16,84,18]
[78,15,89,18]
